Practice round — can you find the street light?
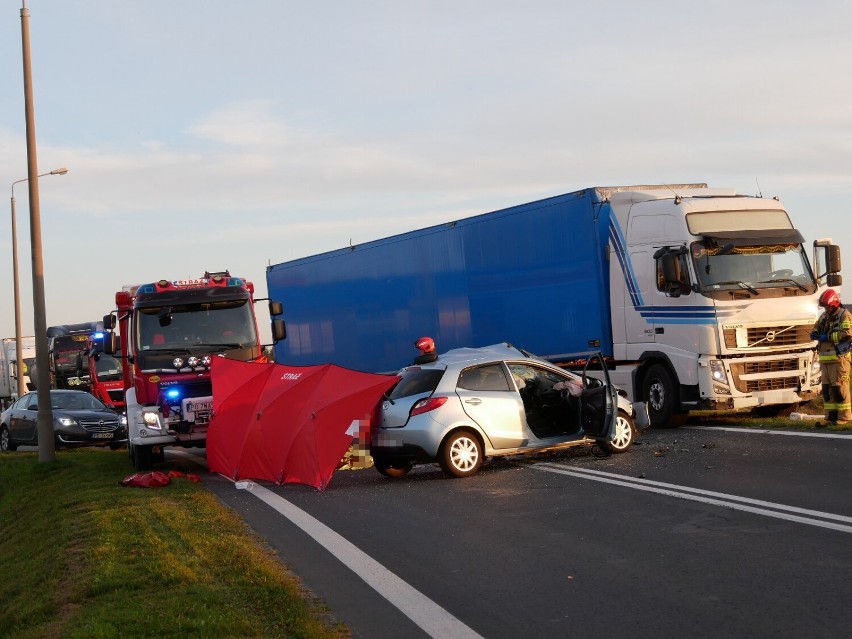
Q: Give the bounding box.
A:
[10,167,68,399]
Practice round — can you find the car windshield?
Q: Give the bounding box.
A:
[49,393,108,411]
[388,368,444,400]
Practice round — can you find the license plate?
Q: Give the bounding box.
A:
[92,432,113,439]
[186,401,213,413]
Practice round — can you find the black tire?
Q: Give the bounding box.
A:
[130,443,154,471]
[643,364,685,428]
[600,410,636,453]
[0,425,17,452]
[439,430,483,478]
[373,457,413,478]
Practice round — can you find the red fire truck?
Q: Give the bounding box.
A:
[82,332,126,410]
[102,270,285,470]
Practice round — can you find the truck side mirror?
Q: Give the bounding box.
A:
[828,273,842,287]
[103,314,116,330]
[102,332,117,356]
[827,244,842,274]
[269,300,283,317]
[271,318,287,343]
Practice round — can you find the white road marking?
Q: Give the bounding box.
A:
[532,463,852,534]
[234,480,484,639]
[688,426,852,439]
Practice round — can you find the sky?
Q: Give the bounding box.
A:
[1,0,851,344]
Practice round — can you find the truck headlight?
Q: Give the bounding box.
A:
[142,411,163,430]
[710,359,729,385]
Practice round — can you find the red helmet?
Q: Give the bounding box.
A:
[819,288,841,309]
[415,336,435,353]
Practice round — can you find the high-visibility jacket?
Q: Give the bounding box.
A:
[813,307,852,363]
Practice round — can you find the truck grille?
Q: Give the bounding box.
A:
[730,359,802,393]
[724,324,814,349]
[79,418,120,433]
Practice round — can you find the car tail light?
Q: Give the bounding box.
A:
[410,396,448,417]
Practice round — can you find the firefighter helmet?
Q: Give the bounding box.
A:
[415,336,436,353]
[818,288,841,309]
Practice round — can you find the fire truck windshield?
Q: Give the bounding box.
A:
[137,299,257,351]
[94,354,123,381]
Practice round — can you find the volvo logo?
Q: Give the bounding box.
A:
[765,331,776,342]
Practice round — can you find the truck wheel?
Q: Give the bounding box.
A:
[439,431,483,478]
[373,458,413,478]
[643,364,684,428]
[0,425,17,452]
[600,410,636,453]
[130,443,154,471]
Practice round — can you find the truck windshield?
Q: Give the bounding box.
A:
[52,337,89,371]
[137,299,258,350]
[94,354,123,381]
[690,241,815,293]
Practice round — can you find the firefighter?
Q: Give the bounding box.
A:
[811,289,852,424]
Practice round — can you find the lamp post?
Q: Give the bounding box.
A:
[10,168,67,399]
[20,0,58,462]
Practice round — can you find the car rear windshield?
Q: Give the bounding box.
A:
[388,368,444,400]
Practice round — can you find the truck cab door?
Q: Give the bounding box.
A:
[579,353,617,440]
[624,249,656,344]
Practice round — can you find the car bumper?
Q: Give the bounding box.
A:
[56,428,128,447]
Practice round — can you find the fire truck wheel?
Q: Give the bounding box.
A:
[130,443,154,471]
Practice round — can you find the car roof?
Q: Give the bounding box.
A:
[24,389,89,396]
[409,342,539,369]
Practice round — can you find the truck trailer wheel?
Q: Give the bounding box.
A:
[643,364,685,428]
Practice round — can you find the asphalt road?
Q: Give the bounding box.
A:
[190,427,852,639]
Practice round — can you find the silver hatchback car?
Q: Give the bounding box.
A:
[371,343,647,478]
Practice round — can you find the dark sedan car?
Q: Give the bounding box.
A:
[0,390,128,451]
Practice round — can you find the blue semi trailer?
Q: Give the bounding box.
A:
[267,184,841,427]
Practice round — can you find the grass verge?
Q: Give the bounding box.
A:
[685,398,852,431]
[0,448,348,639]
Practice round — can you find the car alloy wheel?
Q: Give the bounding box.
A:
[605,410,636,453]
[440,430,483,478]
